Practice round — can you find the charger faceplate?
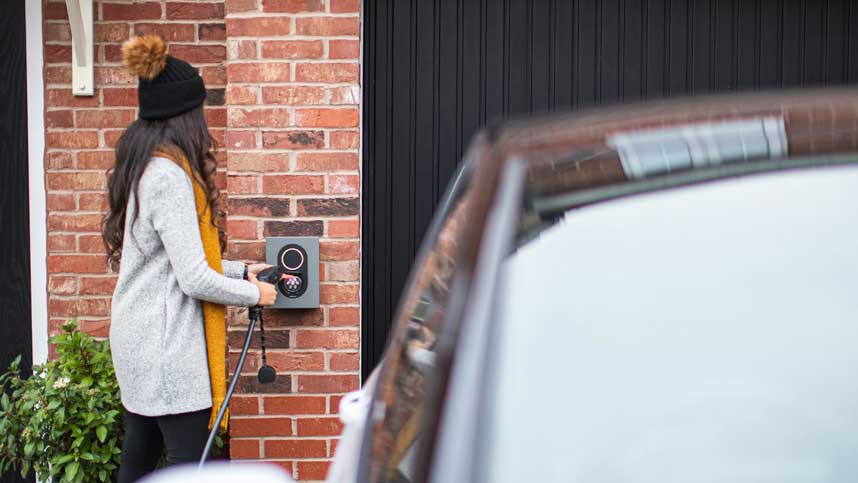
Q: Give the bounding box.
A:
[265,237,320,308]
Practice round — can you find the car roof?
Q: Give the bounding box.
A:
[456,88,858,269]
[490,87,857,161]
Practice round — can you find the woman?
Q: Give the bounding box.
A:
[103,35,281,482]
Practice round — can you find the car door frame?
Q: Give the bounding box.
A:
[426,157,528,483]
[354,131,493,483]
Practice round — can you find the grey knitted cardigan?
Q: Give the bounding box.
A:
[110,157,260,416]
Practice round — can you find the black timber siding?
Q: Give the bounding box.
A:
[362,0,858,378]
[0,0,34,481]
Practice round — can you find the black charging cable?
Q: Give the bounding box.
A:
[257,306,276,383]
[199,266,283,467]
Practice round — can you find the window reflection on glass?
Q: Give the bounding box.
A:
[607,117,788,179]
[366,176,473,483]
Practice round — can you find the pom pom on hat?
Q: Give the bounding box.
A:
[122,35,167,80]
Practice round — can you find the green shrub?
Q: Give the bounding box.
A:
[0,320,123,483]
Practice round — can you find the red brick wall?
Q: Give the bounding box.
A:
[42,0,360,479]
[223,0,361,479]
[43,0,228,339]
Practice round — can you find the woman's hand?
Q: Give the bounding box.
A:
[247,263,298,283]
[247,263,277,306]
[246,263,297,306]
[253,281,279,306]
[247,263,273,281]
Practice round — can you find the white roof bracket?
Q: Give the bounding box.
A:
[64,0,94,96]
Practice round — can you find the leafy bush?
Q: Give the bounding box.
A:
[0,320,123,482]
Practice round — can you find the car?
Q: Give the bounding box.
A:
[151,87,858,483]
[337,88,858,483]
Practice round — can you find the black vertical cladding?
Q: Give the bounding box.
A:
[736,0,759,90]
[781,0,804,86]
[690,0,714,93]
[530,0,551,113]
[575,0,598,105]
[362,0,858,378]
[483,0,505,121]
[388,0,414,366]
[645,0,668,97]
[850,1,858,82]
[599,0,621,102]
[414,0,437,264]
[759,0,783,87]
[668,0,690,94]
[0,0,34,481]
[623,0,645,100]
[825,0,848,83]
[712,0,734,90]
[506,0,531,113]
[803,0,825,86]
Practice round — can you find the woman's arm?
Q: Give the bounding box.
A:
[222,260,247,279]
[142,159,260,307]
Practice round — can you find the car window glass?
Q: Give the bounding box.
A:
[481,166,858,483]
[363,168,473,483]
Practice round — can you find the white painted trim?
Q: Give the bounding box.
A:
[26,0,48,365]
[357,0,364,384]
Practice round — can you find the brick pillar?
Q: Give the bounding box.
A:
[224,0,361,479]
[42,0,228,341]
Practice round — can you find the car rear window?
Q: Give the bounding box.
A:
[479,166,858,483]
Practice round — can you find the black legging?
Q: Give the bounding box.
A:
[117,407,210,483]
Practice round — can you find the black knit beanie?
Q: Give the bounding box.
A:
[121,35,207,121]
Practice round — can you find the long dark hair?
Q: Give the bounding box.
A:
[102,105,222,269]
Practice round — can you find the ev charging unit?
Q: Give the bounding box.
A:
[201,237,320,465]
[265,237,320,308]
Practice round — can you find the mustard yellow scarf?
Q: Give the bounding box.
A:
[155,146,229,431]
